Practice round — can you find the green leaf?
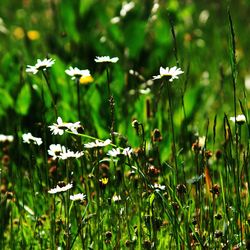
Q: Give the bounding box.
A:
[149,193,155,206]
[0,88,14,116]
[79,0,94,16]
[15,84,31,115]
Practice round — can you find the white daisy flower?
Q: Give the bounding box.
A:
[94,56,119,63]
[153,66,184,82]
[84,139,112,149]
[107,147,133,157]
[122,147,133,157]
[26,58,55,74]
[60,149,84,160]
[65,66,92,80]
[48,117,82,135]
[112,194,122,202]
[70,193,86,201]
[153,183,166,191]
[48,144,84,160]
[22,132,43,146]
[0,134,14,143]
[107,148,122,157]
[48,183,73,194]
[230,114,246,125]
[48,144,65,160]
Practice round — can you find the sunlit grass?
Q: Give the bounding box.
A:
[0,1,250,249]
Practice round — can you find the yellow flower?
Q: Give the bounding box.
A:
[27,30,40,40]
[13,27,24,40]
[79,75,94,84]
[100,177,109,185]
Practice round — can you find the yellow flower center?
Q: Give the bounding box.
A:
[79,75,94,84]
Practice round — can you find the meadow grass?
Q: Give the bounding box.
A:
[0,1,250,249]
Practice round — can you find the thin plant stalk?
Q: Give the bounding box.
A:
[166,80,178,184]
[76,78,81,121]
[42,71,58,118]
[168,12,179,67]
[228,10,243,242]
[106,66,115,142]
[41,82,49,188]
[96,150,102,249]
[65,160,71,250]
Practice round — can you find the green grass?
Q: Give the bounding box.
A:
[0,0,250,249]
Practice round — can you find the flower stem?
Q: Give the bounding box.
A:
[106,67,115,142]
[166,80,178,184]
[66,130,118,148]
[42,71,58,118]
[76,78,81,121]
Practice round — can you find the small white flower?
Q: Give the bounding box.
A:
[107,148,122,157]
[65,66,92,80]
[153,66,184,82]
[0,18,8,34]
[112,194,122,202]
[230,114,246,125]
[26,58,55,74]
[152,2,160,14]
[245,75,250,90]
[199,10,209,24]
[107,147,133,157]
[70,193,86,201]
[48,183,73,194]
[94,56,119,63]
[60,149,84,160]
[0,134,14,143]
[122,147,133,157]
[120,1,135,17]
[110,17,121,24]
[139,88,151,95]
[153,183,166,191]
[48,144,65,160]
[197,136,206,149]
[84,139,112,149]
[48,117,82,135]
[22,132,43,146]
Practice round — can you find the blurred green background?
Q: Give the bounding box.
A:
[1,0,250,151]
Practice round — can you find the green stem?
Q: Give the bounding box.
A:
[166,80,178,184]
[106,67,115,142]
[66,130,118,148]
[42,71,58,118]
[76,78,81,121]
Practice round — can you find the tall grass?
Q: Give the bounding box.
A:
[0,1,250,249]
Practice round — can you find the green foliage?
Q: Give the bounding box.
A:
[15,84,31,115]
[0,0,250,249]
